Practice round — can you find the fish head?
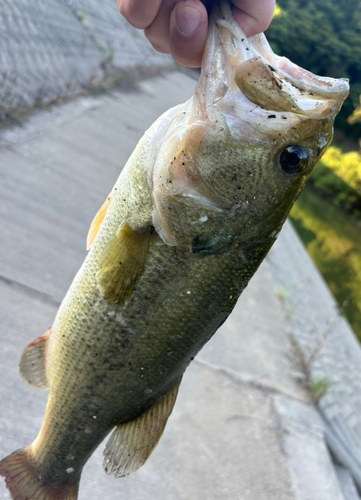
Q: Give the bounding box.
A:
[151,2,349,247]
[192,2,349,219]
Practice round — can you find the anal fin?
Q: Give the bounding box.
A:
[87,196,111,250]
[96,223,153,303]
[19,328,51,390]
[103,378,181,477]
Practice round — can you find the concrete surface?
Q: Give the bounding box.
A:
[0,71,358,500]
[67,0,173,70]
[269,221,361,492]
[274,395,344,500]
[335,467,361,500]
[0,0,173,114]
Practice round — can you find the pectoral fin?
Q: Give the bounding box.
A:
[19,328,51,390]
[96,223,153,303]
[86,196,111,250]
[103,379,181,477]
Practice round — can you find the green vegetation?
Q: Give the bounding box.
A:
[310,376,333,403]
[107,47,116,63]
[267,0,361,138]
[348,95,361,126]
[290,186,361,340]
[277,287,299,320]
[78,10,91,21]
[273,4,283,18]
[310,146,361,212]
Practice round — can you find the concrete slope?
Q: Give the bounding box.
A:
[0,0,173,114]
[269,220,361,494]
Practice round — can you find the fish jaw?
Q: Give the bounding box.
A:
[193,1,349,142]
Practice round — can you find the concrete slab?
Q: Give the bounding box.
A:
[335,467,361,500]
[274,395,344,500]
[68,0,173,71]
[269,220,361,490]
[0,0,173,113]
[0,0,105,111]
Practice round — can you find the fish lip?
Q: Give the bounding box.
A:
[196,1,349,119]
[216,1,349,101]
[266,56,350,101]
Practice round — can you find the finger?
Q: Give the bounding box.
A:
[169,0,208,67]
[232,0,275,37]
[117,0,162,29]
[144,0,175,54]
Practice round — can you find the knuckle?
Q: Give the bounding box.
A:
[116,0,127,16]
[117,0,146,28]
[172,47,202,68]
[257,14,273,33]
[144,27,171,53]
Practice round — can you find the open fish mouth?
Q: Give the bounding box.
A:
[196,1,349,127]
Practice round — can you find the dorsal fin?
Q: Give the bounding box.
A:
[86,196,111,250]
[96,223,153,303]
[103,379,181,477]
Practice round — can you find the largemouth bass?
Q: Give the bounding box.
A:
[0,2,349,499]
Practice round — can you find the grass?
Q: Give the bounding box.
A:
[277,287,299,320]
[310,376,333,402]
[290,185,361,341]
[78,10,91,21]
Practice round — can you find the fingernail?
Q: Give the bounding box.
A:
[175,4,201,36]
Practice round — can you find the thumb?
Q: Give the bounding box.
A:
[169,0,208,68]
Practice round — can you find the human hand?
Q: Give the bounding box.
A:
[116,0,275,68]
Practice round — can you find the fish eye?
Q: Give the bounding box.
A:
[279,146,309,175]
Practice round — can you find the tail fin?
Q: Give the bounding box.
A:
[0,449,79,500]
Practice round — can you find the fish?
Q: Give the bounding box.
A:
[0,2,349,499]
